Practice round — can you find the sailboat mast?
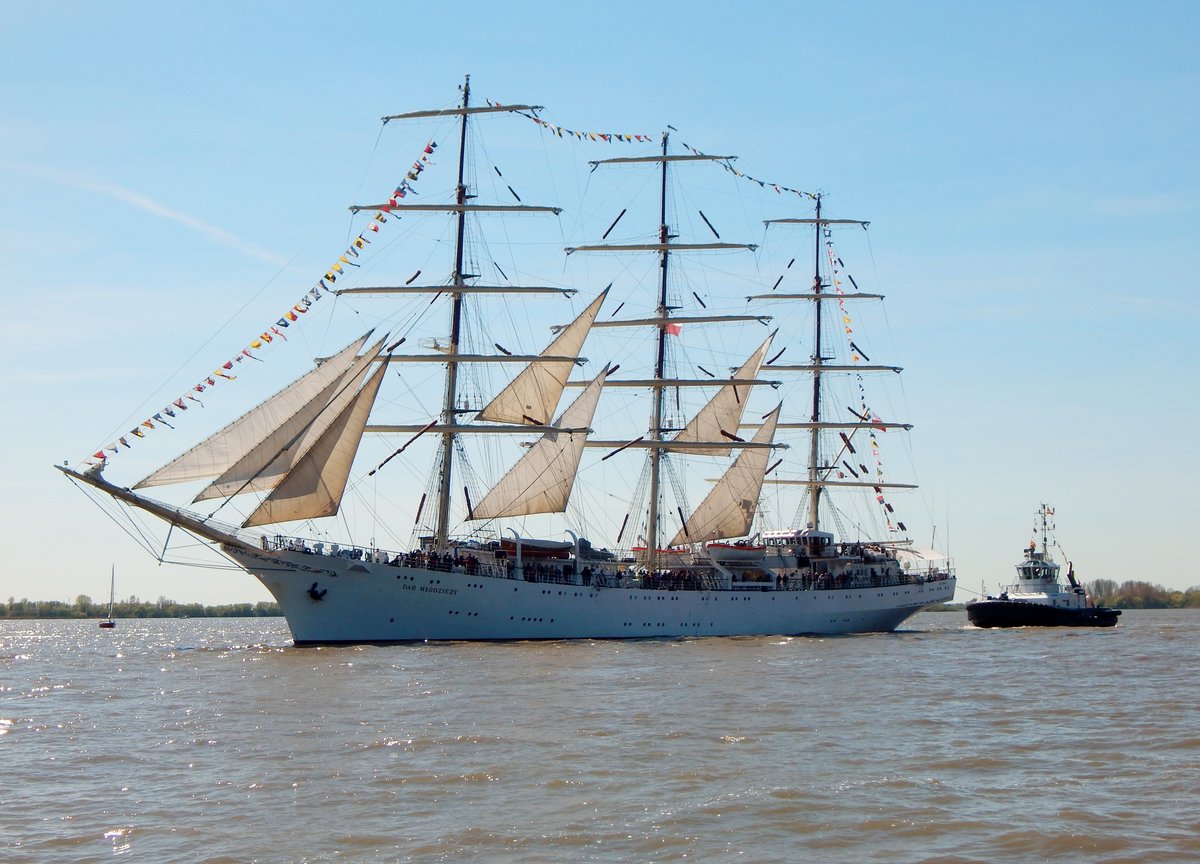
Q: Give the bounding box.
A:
[434,74,473,548]
[807,194,824,529]
[645,130,671,573]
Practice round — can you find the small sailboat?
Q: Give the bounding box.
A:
[98,565,116,629]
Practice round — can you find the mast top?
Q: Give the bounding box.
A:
[766,218,870,228]
[382,103,543,122]
[590,154,737,166]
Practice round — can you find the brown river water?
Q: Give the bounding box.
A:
[3,610,1197,863]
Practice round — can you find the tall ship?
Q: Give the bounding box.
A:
[967,505,1119,628]
[60,78,954,643]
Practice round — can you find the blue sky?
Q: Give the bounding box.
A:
[2,1,1197,605]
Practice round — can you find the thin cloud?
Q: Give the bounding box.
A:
[1089,193,1187,217]
[2,161,289,266]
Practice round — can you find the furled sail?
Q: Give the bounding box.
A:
[469,365,609,520]
[194,336,388,502]
[669,405,781,546]
[134,334,372,489]
[475,289,607,426]
[670,332,775,456]
[241,356,388,527]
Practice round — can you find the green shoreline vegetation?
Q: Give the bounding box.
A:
[1,595,280,620]
[3,580,1198,620]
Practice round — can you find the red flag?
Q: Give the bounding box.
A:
[665,323,682,336]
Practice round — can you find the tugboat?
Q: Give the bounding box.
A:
[967,505,1120,628]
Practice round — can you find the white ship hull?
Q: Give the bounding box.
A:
[225,546,955,643]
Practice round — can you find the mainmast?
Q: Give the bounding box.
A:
[569,140,771,571]
[645,130,671,573]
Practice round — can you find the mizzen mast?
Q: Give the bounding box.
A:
[760,199,919,536]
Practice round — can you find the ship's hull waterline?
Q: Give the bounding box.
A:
[225,546,956,643]
[966,599,1120,629]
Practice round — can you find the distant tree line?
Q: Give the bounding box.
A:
[1,595,281,619]
[1084,580,1200,609]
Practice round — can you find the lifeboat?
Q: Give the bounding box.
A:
[705,541,766,563]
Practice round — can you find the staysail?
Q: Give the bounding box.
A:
[670,405,781,546]
[469,366,608,520]
[134,333,371,489]
[475,289,607,426]
[193,336,388,502]
[670,332,775,456]
[241,356,389,527]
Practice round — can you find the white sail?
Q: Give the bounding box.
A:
[669,405,780,546]
[193,336,388,502]
[134,334,371,489]
[469,366,608,520]
[241,356,388,528]
[670,332,775,456]
[475,289,607,426]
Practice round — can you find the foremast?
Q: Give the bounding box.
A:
[346,75,584,549]
[434,75,474,549]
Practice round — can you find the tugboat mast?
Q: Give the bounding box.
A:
[1036,503,1055,557]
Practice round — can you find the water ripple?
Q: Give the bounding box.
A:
[3,611,1198,862]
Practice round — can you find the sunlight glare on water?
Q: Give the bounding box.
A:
[3,612,1198,863]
